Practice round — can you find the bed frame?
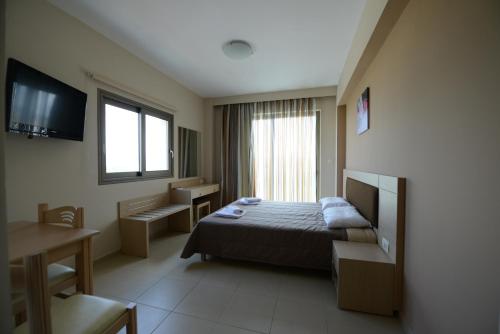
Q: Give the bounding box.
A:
[343,169,406,311]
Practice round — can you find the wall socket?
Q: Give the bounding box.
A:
[382,237,390,253]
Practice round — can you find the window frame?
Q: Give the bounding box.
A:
[98,89,173,185]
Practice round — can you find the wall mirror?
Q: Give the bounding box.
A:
[178,126,201,178]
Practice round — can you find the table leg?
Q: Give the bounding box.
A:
[75,242,84,293]
[24,252,52,334]
[86,237,94,294]
[82,238,92,294]
[76,237,93,294]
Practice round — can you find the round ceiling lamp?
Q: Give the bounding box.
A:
[222,40,254,60]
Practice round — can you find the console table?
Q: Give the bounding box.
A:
[169,178,220,223]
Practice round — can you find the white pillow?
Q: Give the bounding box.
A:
[319,197,351,210]
[323,206,371,229]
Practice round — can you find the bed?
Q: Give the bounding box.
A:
[180,177,380,270]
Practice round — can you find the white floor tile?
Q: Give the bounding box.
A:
[219,311,272,334]
[211,323,261,334]
[326,305,403,334]
[274,298,327,332]
[92,233,403,334]
[165,262,209,282]
[219,293,276,333]
[94,271,158,301]
[201,267,243,289]
[236,271,282,298]
[174,283,235,321]
[153,313,215,334]
[117,304,169,334]
[136,277,197,310]
[278,275,333,304]
[271,319,327,334]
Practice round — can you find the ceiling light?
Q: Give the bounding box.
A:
[222,40,254,60]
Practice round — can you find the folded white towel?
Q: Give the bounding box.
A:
[238,197,262,205]
[215,205,245,218]
[226,205,244,214]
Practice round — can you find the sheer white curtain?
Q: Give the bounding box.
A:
[252,99,317,202]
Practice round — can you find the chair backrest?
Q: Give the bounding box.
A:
[38,203,84,228]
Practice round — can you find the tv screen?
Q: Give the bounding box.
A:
[5,58,87,141]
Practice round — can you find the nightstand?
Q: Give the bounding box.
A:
[332,240,395,316]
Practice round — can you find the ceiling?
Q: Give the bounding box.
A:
[49,0,366,98]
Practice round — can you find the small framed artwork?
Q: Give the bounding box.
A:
[356,87,369,135]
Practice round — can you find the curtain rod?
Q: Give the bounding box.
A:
[84,70,177,113]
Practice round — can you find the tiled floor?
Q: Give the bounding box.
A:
[93,232,404,334]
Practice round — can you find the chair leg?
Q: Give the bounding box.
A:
[14,311,27,326]
[126,303,137,334]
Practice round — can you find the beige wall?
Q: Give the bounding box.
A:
[337,0,387,102]
[204,88,338,198]
[0,0,12,329]
[317,96,337,197]
[344,0,500,333]
[5,0,204,259]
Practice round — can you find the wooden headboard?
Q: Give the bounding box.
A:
[343,169,406,311]
[345,177,379,227]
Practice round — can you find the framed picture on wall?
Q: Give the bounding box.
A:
[357,87,369,134]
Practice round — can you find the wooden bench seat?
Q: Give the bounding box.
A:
[119,193,192,257]
[125,204,191,222]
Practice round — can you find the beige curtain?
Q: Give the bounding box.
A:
[213,98,317,204]
[252,98,317,202]
[214,104,255,205]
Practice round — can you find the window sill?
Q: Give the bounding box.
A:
[98,173,173,185]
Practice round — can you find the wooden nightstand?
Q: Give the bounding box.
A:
[332,240,395,316]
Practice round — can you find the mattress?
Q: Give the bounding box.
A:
[180,200,348,270]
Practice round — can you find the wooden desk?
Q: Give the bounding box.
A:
[8,221,100,294]
[169,178,220,222]
[171,184,219,204]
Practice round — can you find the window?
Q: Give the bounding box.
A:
[98,90,173,184]
[251,102,318,202]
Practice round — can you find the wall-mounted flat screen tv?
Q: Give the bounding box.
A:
[5,58,87,141]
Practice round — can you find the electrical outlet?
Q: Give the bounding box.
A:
[382,237,390,253]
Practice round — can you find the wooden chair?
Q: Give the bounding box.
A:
[10,203,85,324]
[14,252,137,334]
[194,200,211,227]
[37,203,84,294]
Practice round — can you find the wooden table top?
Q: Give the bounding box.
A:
[8,221,100,261]
[176,183,218,191]
[333,240,394,264]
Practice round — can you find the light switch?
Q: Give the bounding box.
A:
[382,237,390,253]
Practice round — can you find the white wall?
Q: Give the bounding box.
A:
[203,87,337,197]
[343,0,500,333]
[5,0,204,259]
